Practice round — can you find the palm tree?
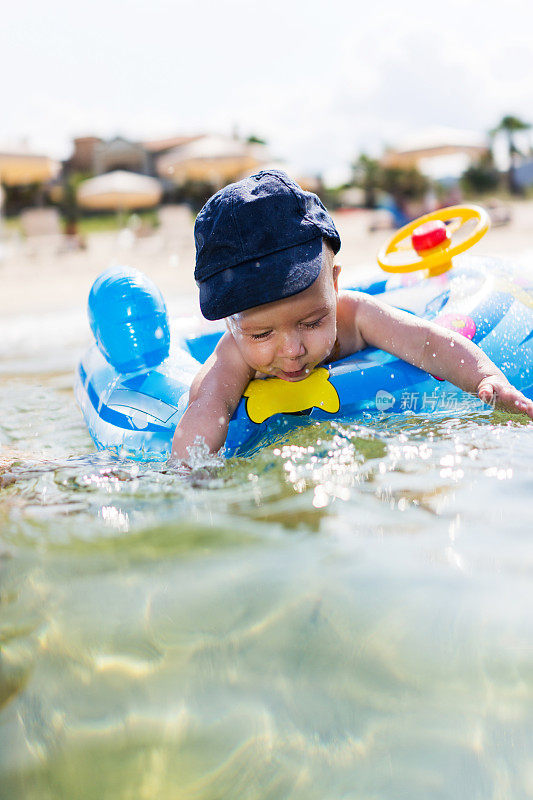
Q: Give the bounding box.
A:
[491,115,531,195]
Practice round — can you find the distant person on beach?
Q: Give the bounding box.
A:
[170,171,533,462]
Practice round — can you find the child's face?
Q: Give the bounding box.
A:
[227,256,340,382]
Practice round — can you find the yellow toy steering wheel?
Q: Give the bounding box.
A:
[377,204,490,277]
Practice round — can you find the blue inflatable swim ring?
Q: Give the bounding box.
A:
[75,258,533,461]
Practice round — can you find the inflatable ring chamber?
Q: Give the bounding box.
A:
[75,206,533,459]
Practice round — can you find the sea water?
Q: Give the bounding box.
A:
[1,299,532,800]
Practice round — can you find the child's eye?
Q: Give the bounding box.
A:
[304,319,322,330]
[250,331,272,340]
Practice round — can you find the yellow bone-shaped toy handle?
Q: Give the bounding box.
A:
[243,367,340,424]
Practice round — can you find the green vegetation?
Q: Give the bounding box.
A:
[352,154,429,211]
[1,216,23,234]
[317,185,347,210]
[352,154,381,207]
[58,171,91,225]
[380,165,429,206]
[1,182,44,216]
[460,152,500,196]
[169,179,217,212]
[76,210,159,235]
[2,210,159,236]
[246,134,268,145]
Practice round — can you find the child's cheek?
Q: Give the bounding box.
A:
[247,340,273,370]
[312,327,335,358]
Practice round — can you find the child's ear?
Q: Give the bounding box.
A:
[333,264,341,292]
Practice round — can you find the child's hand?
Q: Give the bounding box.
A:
[477,375,533,419]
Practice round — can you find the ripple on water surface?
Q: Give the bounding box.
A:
[1,374,533,799]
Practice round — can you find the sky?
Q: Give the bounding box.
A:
[2,0,533,182]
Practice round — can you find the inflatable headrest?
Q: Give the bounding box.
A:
[88,267,170,373]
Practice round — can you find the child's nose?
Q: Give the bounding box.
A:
[280,332,305,358]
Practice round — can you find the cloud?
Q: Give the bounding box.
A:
[3,0,533,172]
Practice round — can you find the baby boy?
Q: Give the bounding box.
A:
[171,170,533,462]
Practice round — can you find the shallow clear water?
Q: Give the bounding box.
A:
[1,303,533,800]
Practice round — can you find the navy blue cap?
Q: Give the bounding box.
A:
[194,169,341,320]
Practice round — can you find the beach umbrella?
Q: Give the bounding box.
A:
[0,149,60,186]
[77,170,163,211]
[156,135,267,186]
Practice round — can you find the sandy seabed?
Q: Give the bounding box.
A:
[1,200,533,319]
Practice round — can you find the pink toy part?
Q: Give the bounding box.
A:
[433,312,476,340]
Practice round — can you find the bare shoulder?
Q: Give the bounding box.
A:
[339,290,436,357]
[189,331,254,405]
[336,291,373,354]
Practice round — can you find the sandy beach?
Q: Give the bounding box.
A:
[1,200,533,319]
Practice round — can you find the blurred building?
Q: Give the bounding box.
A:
[64,132,270,187]
[142,135,202,158]
[0,145,60,186]
[249,161,320,193]
[13,131,318,214]
[382,127,489,183]
[64,135,199,177]
[93,137,150,175]
[155,133,270,188]
[0,144,61,215]
[66,137,103,173]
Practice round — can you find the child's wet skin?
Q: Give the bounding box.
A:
[227,257,339,383]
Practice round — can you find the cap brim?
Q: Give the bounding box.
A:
[198,236,324,320]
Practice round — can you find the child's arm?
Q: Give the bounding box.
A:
[170,333,254,463]
[342,292,533,418]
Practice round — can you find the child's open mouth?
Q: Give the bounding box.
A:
[279,366,308,381]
